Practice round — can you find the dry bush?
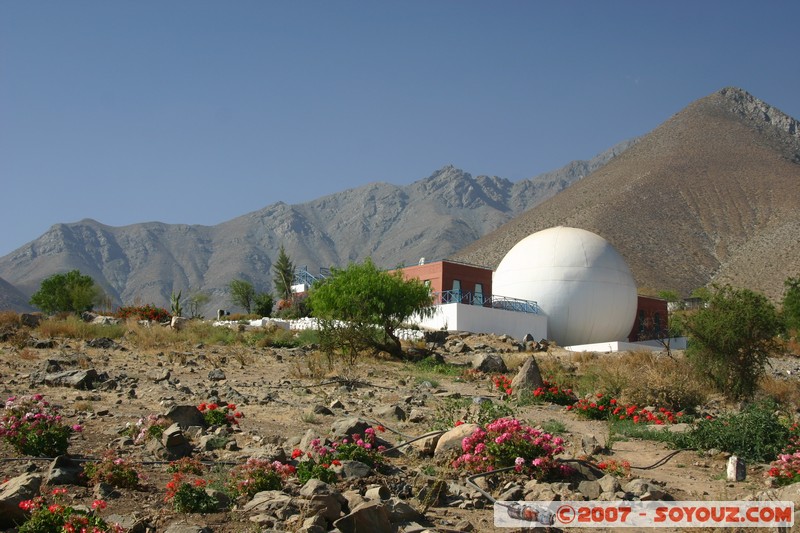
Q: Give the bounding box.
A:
[567,350,706,410]
[17,348,39,361]
[536,357,579,391]
[575,352,640,397]
[123,320,181,349]
[759,375,800,411]
[786,329,800,355]
[38,315,125,340]
[619,353,708,410]
[0,310,19,329]
[502,352,530,370]
[289,351,333,379]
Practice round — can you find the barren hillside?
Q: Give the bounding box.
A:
[452,87,800,300]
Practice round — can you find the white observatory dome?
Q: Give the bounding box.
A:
[492,226,637,346]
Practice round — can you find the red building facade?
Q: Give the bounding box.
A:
[398,260,493,305]
[627,295,669,342]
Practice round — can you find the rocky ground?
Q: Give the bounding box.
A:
[0,326,798,532]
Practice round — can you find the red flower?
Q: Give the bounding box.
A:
[376,425,386,432]
[455,420,464,426]
[92,499,107,510]
[207,403,218,410]
[227,403,236,410]
[291,448,302,459]
[197,403,207,412]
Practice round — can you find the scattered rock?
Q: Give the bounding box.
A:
[434,423,479,457]
[208,368,226,381]
[333,500,392,533]
[41,369,100,389]
[510,356,544,391]
[164,405,207,429]
[46,455,84,486]
[0,473,43,529]
[471,353,507,373]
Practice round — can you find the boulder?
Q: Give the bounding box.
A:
[20,313,43,328]
[47,455,84,485]
[330,417,371,441]
[243,490,296,513]
[43,369,99,389]
[171,316,190,331]
[471,353,507,373]
[510,356,544,391]
[0,473,43,529]
[433,423,479,457]
[164,405,207,429]
[333,501,392,533]
[208,368,226,381]
[299,479,342,521]
[375,404,406,421]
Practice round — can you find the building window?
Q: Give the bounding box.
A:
[638,310,646,333]
[452,279,461,303]
[654,312,661,334]
[474,283,484,305]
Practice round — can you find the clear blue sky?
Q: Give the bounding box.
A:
[1,1,798,256]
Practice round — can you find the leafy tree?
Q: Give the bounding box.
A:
[228,279,256,314]
[782,276,800,333]
[308,258,434,359]
[187,291,210,319]
[684,285,782,400]
[29,270,103,314]
[253,292,274,317]
[272,245,295,303]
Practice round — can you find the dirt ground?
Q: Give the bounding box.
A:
[0,329,794,532]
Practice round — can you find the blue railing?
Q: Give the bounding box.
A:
[294,266,330,287]
[431,291,541,314]
[486,294,542,314]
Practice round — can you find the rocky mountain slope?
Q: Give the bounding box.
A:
[0,143,633,314]
[452,87,800,301]
[0,276,32,313]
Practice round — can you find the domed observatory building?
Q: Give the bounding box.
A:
[492,227,638,347]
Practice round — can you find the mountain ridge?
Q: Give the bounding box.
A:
[0,140,634,313]
[451,87,800,301]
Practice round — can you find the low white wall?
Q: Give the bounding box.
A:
[412,303,548,341]
[565,337,688,353]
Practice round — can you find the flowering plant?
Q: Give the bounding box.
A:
[115,304,171,322]
[0,394,80,457]
[530,380,578,406]
[767,452,800,486]
[227,458,296,499]
[567,393,691,425]
[83,451,143,489]
[293,425,386,483]
[492,375,513,397]
[197,402,243,427]
[164,473,223,514]
[17,488,121,533]
[167,457,205,475]
[126,414,171,444]
[766,423,800,486]
[567,393,616,420]
[597,458,632,478]
[452,417,571,480]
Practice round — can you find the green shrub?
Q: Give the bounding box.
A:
[670,401,790,463]
[684,285,782,400]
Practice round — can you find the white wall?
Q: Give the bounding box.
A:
[411,303,548,341]
[565,337,688,353]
